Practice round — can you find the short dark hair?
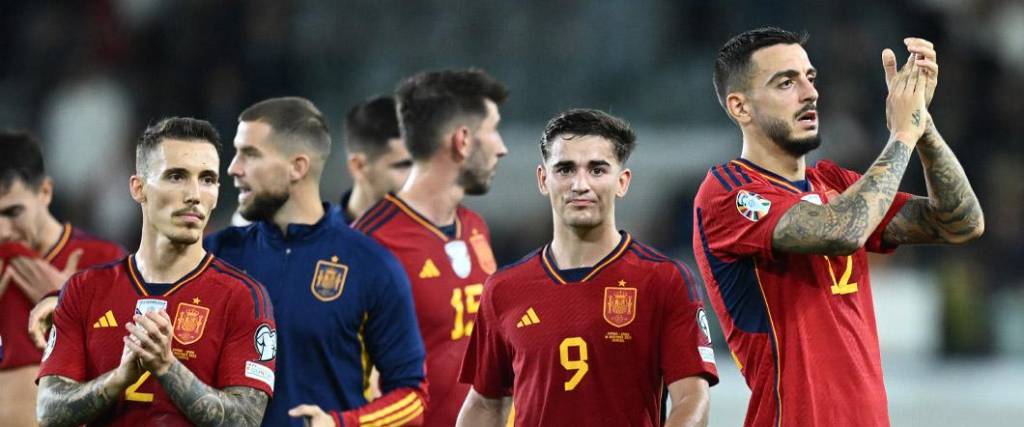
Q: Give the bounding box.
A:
[239,97,332,162]
[0,130,46,192]
[540,109,637,164]
[343,96,401,159]
[136,117,221,175]
[395,69,508,161]
[714,27,808,109]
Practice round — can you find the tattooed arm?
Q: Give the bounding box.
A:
[772,138,915,256]
[882,122,984,245]
[37,371,134,427]
[155,361,268,427]
[772,56,929,256]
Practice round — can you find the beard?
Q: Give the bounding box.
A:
[458,144,494,195]
[239,188,290,222]
[759,114,822,157]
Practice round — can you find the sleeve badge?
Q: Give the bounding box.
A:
[736,190,771,222]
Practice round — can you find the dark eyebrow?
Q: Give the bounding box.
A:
[390,159,413,168]
[766,68,816,85]
[587,160,611,168]
[552,160,577,169]
[162,167,190,177]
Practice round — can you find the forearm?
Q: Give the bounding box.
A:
[37,373,126,427]
[336,386,426,427]
[912,124,982,242]
[665,394,709,427]
[155,360,267,427]
[455,391,510,427]
[773,138,914,255]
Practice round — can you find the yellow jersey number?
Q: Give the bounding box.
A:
[824,255,858,295]
[125,371,154,402]
[559,337,589,391]
[451,284,483,340]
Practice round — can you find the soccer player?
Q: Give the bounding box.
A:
[339,96,413,224]
[458,109,719,427]
[204,97,426,427]
[36,117,275,426]
[353,69,507,427]
[693,27,983,426]
[0,130,125,426]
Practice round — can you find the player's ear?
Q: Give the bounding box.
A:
[347,153,366,181]
[290,154,311,182]
[536,164,549,196]
[616,168,632,198]
[38,177,54,207]
[727,92,752,124]
[129,175,146,203]
[450,126,471,161]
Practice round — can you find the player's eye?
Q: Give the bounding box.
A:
[590,167,606,176]
[779,80,794,89]
[0,206,23,218]
[556,166,573,175]
[167,173,184,182]
[201,176,217,185]
[808,75,816,85]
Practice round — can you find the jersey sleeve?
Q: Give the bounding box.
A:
[458,275,513,398]
[37,274,89,382]
[214,278,276,397]
[660,262,719,386]
[364,251,426,391]
[695,172,805,262]
[337,251,427,426]
[813,161,915,253]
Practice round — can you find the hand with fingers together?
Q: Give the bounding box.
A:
[882,37,938,131]
[884,50,929,146]
[124,310,177,376]
[10,248,84,302]
[288,404,335,427]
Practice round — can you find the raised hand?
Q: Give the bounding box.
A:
[123,310,176,376]
[884,54,928,145]
[10,248,83,302]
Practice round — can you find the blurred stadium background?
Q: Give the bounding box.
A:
[2,1,1021,425]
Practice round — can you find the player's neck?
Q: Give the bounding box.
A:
[33,212,64,254]
[550,222,621,269]
[272,182,325,235]
[740,134,806,181]
[135,232,207,284]
[398,162,463,226]
[347,184,378,221]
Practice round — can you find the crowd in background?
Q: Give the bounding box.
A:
[1,0,1021,357]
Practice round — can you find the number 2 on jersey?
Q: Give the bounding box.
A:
[125,371,154,402]
[451,283,483,340]
[559,337,589,391]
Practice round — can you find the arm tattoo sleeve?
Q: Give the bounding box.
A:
[156,361,269,427]
[37,374,122,427]
[772,139,914,255]
[883,125,984,245]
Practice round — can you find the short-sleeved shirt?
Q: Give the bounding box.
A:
[692,158,913,427]
[0,224,125,370]
[38,253,275,426]
[354,194,496,427]
[461,232,718,426]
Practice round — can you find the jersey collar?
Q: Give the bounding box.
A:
[540,231,632,285]
[42,223,73,262]
[385,193,462,242]
[127,252,214,297]
[731,158,812,193]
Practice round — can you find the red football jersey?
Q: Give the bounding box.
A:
[38,253,276,426]
[0,224,125,369]
[460,232,719,426]
[354,194,496,427]
[692,159,914,427]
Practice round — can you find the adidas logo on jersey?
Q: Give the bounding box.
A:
[419,258,440,279]
[516,308,541,328]
[93,310,118,328]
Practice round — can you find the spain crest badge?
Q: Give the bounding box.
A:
[311,256,349,302]
[173,302,210,345]
[603,285,637,328]
[469,228,497,274]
